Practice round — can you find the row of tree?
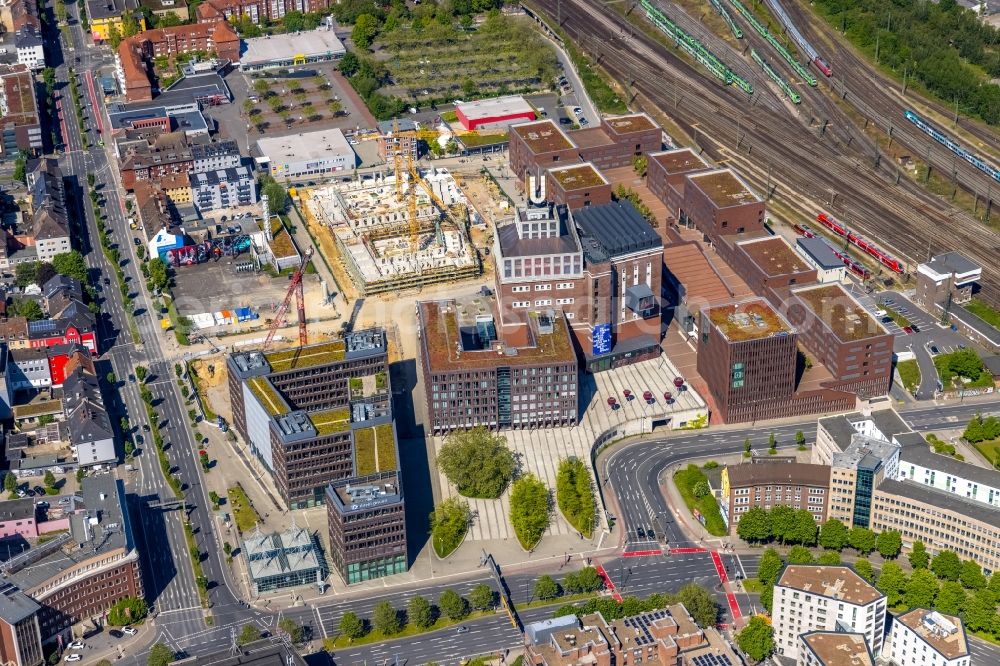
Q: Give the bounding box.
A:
[963,413,1000,445]
[552,583,720,629]
[738,510,903,560]
[337,587,491,641]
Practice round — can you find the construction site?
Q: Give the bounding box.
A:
[302,159,481,296]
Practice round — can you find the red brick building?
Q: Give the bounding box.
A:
[647,148,711,234]
[196,0,330,24]
[118,130,194,190]
[722,461,831,535]
[115,21,240,101]
[509,114,661,197]
[544,163,611,211]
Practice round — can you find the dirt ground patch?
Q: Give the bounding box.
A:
[297,191,360,301]
[191,357,232,422]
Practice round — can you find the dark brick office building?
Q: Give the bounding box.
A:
[227,329,408,583]
[326,471,406,585]
[417,300,579,434]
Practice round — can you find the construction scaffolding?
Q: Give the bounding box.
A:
[302,169,481,296]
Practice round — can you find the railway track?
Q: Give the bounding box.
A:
[527,0,1000,303]
[776,0,1000,199]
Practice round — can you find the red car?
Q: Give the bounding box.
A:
[903,326,913,334]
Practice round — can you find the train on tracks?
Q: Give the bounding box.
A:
[792,223,871,279]
[640,0,753,94]
[761,0,832,77]
[904,109,1000,185]
[728,0,816,87]
[815,213,904,274]
[751,48,800,104]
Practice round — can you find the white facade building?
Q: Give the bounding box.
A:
[887,610,970,666]
[895,431,1000,510]
[256,129,356,180]
[773,565,887,661]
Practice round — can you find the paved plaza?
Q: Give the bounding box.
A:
[436,353,707,543]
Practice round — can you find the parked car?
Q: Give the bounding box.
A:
[122,627,138,636]
[65,655,82,662]
[68,642,85,650]
[456,626,469,634]
[910,324,920,333]
[133,237,141,246]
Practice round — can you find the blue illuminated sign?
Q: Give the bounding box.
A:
[593,323,612,356]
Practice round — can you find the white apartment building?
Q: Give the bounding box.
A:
[895,431,1000,509]
[797,631,873,666]
[886,609,969,666]
[773,565,887,661]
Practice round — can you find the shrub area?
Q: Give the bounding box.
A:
[673,465,726,536]
[556,458,596,538]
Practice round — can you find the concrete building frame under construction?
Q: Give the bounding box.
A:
[303,169,480,295]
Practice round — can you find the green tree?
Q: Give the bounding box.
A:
[147,643,175,666]
[936,581,968,616]
[43,470,56,488]
[876,530,902,559]
[736,507,772,543]
[789,509,818,545]
[768,432,776,448]
[931,550,963,582]
[819,518,849,550]
[758,548,783,586]
[352,13,380,49]
[237,624,261,646]
[52,250,89,284]
[282,10,305,31]
[564,567,604,593]
[904,568,939,609]
[818,551,842,565]
[876,562,908,607]
[407,596,433,629]
[692,480,710,498]
[469,583,494,611]
[795,430,807,448]
[262,180,289,215]
[135,366,149,383]
[372,601,401,635]
[787,545,814,564]
[556,457,596,537]
[278,618,303,643]
[13,153,26,184]
[339,611,365,640]
[677,584,718,628]
[10,298,44,321]
[14,262,37,287]
[964,588,999,633]
[509,474,550,550]
[437,427,515,498]
[743,437,751,455]
[853,558,875,583]
[736,615,774,662]
[107,596,148,625]
[631,155,648,177]
[3,473,16,493]
[961,559,987,590]
[909,540,930,569]
[769,505,795,545]
[848,527,877,554]
[438,590,468,621]
[534,575,561,600]
[430,497,471,556]
[988,572,1000,598]
[147,258,169,292]
[106,22,123,48]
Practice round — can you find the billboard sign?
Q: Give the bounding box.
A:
[593,323,612,356]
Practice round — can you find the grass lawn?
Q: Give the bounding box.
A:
[227,484,260,533]
[432,526,467,558]
[896,359,920,393]
[965,299,1000,329]
[740,578,765,594]
[973,439,1000,468]
[673,465,727,536]
[458,132,508,147]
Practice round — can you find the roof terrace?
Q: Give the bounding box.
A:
[707,300,791,342]
[512,119,574,153]
[793,284,886,342]
[265,340,347,372]
[740,236,811,276]
[548,163,607,190]
[689,169,760,208]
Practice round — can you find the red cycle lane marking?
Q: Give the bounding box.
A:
[595,564,623,602]
[669,547,707,555]
[623,549,663,558]
[711,551,743,621]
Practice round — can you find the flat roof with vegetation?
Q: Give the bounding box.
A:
[353,423,397,476]
[708,301,790,342]
[248,376,286,416]
[794,284,884,342]
[265,340,346,372]
[549,163,607,190]
[13,400,64,418]
[309,407,350,436]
